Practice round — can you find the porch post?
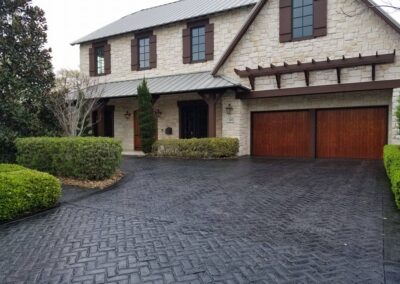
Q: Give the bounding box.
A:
[199,92,222,137]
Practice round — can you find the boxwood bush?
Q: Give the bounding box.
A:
[0,164,61,221]
[16,137,122,180]
[384,145,400,209]
[153,138,239,159]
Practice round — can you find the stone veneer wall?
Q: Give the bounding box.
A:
[108,93,223,151]
[219,0,400,88]
[222,90,394,156]
[79,7,252,82]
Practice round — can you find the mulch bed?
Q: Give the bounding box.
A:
[59,170,124,190]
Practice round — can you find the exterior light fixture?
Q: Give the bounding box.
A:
[154,109,162,118]
[124,111,132,120]
[225,104,233,115]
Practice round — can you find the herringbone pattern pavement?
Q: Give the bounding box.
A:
[0,158,395,283]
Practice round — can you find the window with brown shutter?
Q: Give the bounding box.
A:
[183,19,214,64]
[89,41,110,76]
[132,31,156,71]
[279,0,327,43]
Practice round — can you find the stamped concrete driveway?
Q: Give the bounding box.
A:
[0,158,399,283]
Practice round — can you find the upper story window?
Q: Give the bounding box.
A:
[139,37,150,69]
[183,19,214,64]
[292,0,313,39]
[89,42,111,77]
[131,32,157,71]
[279,0,327,43]
[191,26,206,62]
[95,46,105,75]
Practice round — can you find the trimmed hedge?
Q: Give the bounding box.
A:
[384,145,400,209]
[153,138,239,159]
[0,164,61,221]
[16,137,122,180]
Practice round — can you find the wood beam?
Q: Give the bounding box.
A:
[234,51,395,78]
[236,80,400,99]
[199,92,222,137]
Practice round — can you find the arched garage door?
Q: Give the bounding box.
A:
[251,107,388,159]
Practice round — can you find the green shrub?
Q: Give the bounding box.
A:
[138,79,157,153]
[383,145,400,208]
[16,137,122,180]
[0,164,61,221]
[153,138,239,159]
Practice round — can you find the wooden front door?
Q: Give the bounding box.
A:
[134,111,141,151]
[316,107,387,159]
[179,101,208,139]
[251,111,313,158]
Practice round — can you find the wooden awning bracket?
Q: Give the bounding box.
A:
[234,50,396,89]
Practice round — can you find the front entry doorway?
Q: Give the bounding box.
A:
[179,100,208,139]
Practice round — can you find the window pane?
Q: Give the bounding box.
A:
[303,5,313,16]
[199,44,205,52]
[303,15,313,26]
[293,0,303,8]
[198,27,205,36]
[293,18,303,28]
[192,53,198,61]
[303,0,313,5]
[293,7,303,18]
[293,27,303,38]
[192,28,198,36]
[303,25,313,37]
[199,35,205,44]
[198,52,205,61]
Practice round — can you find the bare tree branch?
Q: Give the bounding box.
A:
[47,70,106,137]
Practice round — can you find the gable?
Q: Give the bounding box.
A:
[213,0,400,80]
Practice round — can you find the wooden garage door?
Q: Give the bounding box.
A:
[252,111,312,158]
[316,107,387,159]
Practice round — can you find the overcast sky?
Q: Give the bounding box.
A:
[32,0,400,73]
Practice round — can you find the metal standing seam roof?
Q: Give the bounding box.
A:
[85,72,248,99]
[72,0,258,45]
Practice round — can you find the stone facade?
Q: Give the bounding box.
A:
[219,0,400,87]
[82,0,400,156]
[79,7,252,82]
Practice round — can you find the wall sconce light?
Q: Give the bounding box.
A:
[225,104,233,115]
[124,111,132,120]
[154,109,162,118]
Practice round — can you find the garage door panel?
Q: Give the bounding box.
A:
[316,107,387,159]
[252,111,312,158]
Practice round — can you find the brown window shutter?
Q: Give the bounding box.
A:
[279,0,292,43]
[205,23,214,61]
[150,35,157,69]
[131,39,138,71]
[104,44,111,75]
[313,0,327,37]
[89,47,96,76]
[182,28,191,64]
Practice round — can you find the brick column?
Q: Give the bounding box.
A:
[392,88,400,144]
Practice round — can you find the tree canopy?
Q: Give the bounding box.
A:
[0,0,57,161]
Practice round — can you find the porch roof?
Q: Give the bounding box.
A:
[87,72,247,99]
